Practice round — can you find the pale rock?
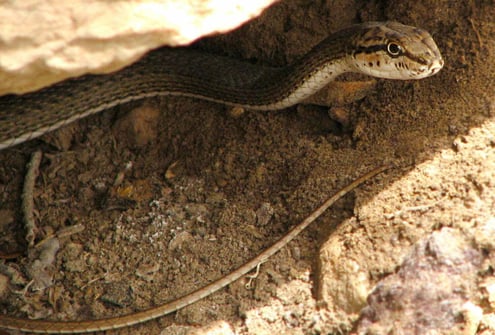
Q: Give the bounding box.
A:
[0,0,278,95]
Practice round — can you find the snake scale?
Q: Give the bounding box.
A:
[0,21,442,333]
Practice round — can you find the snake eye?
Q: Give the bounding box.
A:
[387,42,402,57]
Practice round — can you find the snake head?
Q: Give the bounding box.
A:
[351,21,444,80]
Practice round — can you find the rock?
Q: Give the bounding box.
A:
[27,237,60,291]
[0,0,278,95]
[354,227,489,335]
[112,105,161,148]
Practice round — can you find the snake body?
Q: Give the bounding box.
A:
[0,22,442,333]
[0,21,442,150]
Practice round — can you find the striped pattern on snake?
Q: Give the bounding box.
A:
[0,21,443,150]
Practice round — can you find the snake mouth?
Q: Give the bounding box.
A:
[428,58,444,75]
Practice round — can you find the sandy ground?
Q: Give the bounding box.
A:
[0,1,494,334]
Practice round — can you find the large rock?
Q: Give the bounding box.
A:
[0,0,278,95]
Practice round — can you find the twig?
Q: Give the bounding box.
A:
[245,260,266,290]
[468,18,483,49]
[22,150,42,247]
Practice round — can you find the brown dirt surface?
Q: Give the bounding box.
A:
[1,1,494,334]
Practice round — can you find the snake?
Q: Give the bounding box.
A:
[0,22,442,333]
[0,21,442,151]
